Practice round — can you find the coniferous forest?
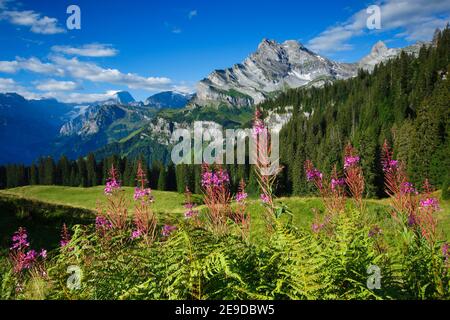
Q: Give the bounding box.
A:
[261,27,450,197]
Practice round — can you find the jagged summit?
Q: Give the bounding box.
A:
[371,40,388,54]
[111,91,135,105]
[194,38,356,108]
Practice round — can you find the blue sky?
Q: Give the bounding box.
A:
[0,0,449,103]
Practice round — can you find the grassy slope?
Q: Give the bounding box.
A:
[1,186,449,239]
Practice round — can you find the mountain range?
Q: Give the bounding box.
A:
[0,39,425,164]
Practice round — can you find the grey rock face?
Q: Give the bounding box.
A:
[194,39,427,108]
[194,39,358,108]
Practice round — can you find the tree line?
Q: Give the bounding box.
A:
[0,154,262,195]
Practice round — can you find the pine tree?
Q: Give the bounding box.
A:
[157,167,167,190]
[86,153,97,187]
[43,157,56,185]
[58,156,71,186]
[77,157,88,187]
[30,163,38,185]
[166,162,177,191]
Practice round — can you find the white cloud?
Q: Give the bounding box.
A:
[172,27,182,34]
[0,57,65,75]
[0,77,40,99]
[51,44,119,57]
[0,10,65,34]
[188,10,197,19]
[307,0,450,54]
[0,60,19,73]
[39,91,118,104]
[0,55,171,91]
[0,78,122,103]
[0,77,21,91]
[35,79,81,91]
[49,56,172,91]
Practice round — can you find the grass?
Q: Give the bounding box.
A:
[1,186,449,249]
[0,186,186,215]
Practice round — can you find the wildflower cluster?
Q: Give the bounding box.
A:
[131,161,157,244]
[104,165,121,195]
[305,161,346,215]
[201,168,230,189]
[382,141,441,244]
[184,187,199,220]
[97,164,128,230]
[162,224,177,237]
[252,108,266,138]
[201,164,232,234]
[232,179,250,240]
[9,228,47,278]
[344,144,365,211]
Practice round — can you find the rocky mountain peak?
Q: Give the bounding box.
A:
[371,40,388,55]
[193,38,357,108]
[112,91,135,105]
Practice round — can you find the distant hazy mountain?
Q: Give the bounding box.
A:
[94,91,137,106]
[145,91,193,109]
[0,93,74,164]
[358,40,423,71]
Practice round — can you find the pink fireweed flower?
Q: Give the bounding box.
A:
[104,178,121,195]
[252,109,266,138]
[162,225,177,237]
[400,182,418,195]
[131,229,142,239]
[311,223,323,233]
[184,209,198,219]
[201,169,230,188]
[184,202,199,219]
[331,178,345,190]
[306,168,323,182]
[408,214,417,226]
[95,216,112,230]
[39,249,47,259]
[133,187,153,202]
[60,223,71,248]
[11,227,29,250]
[344,156,360,170]
[23,250,37,269]
[236,191,248,202]
[419,198,440,211]
[383,159,398,172]
[260,193,270,204]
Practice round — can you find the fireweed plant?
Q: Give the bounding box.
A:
[132,161,158,245]
[201,163,232,235]
[253,109,291,231]
[2,140,449,299]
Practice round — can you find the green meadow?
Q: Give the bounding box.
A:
[1,186,449,250]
